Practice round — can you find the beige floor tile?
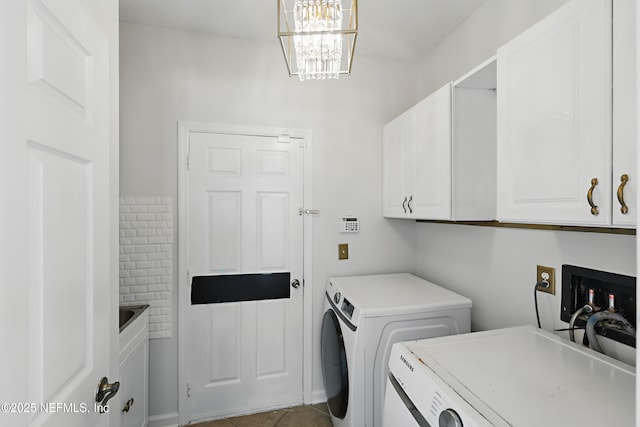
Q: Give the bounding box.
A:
[226,409,287,427]
[187,404,331,427]
[275,405,332,427]
[310,403,330,416]
[190,419,237,427]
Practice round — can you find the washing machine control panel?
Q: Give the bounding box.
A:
[341,298,355,319]
[326,280,362,327]
[331,291,355,320]
[334,292,341,305]
[386,344,491,427]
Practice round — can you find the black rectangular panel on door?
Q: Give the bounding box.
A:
[191,272,291,305]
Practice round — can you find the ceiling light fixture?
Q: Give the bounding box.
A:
[277,0,358,81]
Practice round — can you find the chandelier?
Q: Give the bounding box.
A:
[277,0,358,81]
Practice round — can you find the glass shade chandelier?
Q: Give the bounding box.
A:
[277,0,358,81]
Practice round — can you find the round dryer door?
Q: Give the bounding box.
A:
[321,309,349,419]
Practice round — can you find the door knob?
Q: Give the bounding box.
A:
[95,377,120,411]
[291,279,301,289]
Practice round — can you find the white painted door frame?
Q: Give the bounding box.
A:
[177,121,313,425]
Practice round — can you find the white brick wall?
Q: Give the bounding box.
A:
[120,196,173,339]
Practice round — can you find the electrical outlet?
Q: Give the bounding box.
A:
[536,265,555,295]
[338,243,349,260]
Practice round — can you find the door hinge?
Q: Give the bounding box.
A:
[187,382,191,398]
[277,134,291,143]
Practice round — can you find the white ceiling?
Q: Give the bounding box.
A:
[119,0,486,64]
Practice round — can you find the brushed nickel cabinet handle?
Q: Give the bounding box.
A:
[587,178,599,216]
[407,195,413,214]
[617,174,629,214]
[402,196,408,213]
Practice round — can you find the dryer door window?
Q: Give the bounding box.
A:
[321,309,349,419]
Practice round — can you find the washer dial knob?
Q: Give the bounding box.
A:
[333,292,341,304]
[439,409,463,427]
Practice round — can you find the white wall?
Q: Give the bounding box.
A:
[415,224,635,361]
[413,0,636,365]
[417,0,571,97]
[119,22,418,419]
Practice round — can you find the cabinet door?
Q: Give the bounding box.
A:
[497,0,612,226]
[120,339,149,427]
[383,112,414,218]
[612,0,636,226]
[412,84,452,219]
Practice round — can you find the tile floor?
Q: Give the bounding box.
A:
[187,403,332,427]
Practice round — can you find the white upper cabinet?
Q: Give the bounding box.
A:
[612,0,636,226]
[383,84,452,219]
[383,59,497,221]
[497,0,635,227]
[383,108,415,218]
[412,84,453,219]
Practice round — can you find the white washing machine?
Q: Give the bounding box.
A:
[320,273,471,427]
[383,325,635,427]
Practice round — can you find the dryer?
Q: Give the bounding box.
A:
[320,273,471,427]
[383,326,635,427]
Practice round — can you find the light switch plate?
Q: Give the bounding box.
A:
[338,243,349,260]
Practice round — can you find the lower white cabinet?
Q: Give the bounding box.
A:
[119,307,149,427]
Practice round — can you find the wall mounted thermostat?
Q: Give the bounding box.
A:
[340,216,359,233]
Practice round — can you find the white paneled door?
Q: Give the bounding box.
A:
[185,128,305,422]
[1,0,113,426]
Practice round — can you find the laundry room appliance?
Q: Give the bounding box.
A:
[383,325,635,427]
[320,273,472,427]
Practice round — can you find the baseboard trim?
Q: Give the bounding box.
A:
[151,395,325,426]
[311,389,327,405]
[148,412,179,427]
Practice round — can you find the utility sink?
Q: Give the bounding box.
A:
[119,305,149,332]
